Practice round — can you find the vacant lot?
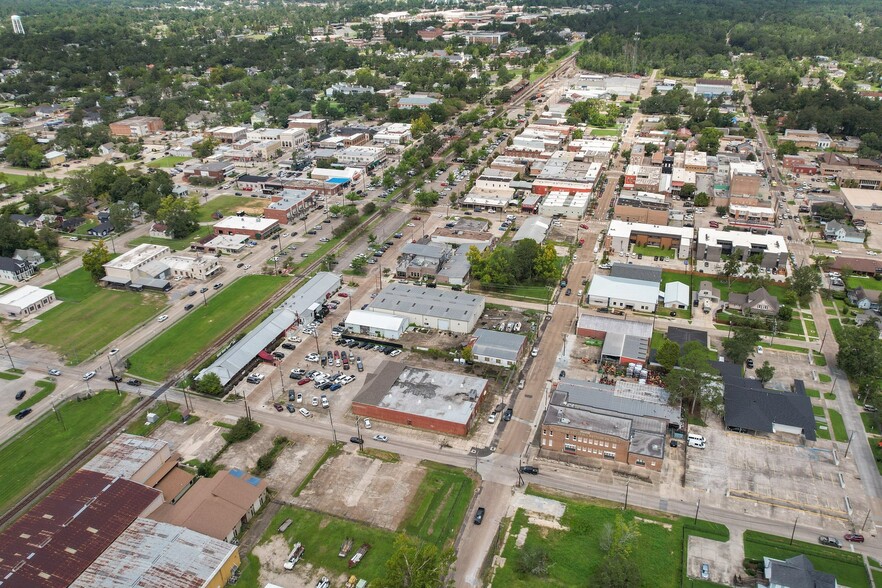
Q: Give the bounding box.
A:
[128,275,288,381]
[400,462,474,548]
[127,225,211,251]
[147,155,191,168]
[492,489,728,588]
[197,195,268,222]
[0,391,134,514]
[18,268,165,363]
[0,171,42,193]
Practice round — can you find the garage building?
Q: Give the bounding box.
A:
[352,361,489,436]
[344,309,409,339]
[587,275,660,312]
[367,283,484,333]
[0,285,57,318]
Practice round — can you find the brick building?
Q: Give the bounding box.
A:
[263,189,315,224]
[109,116,164,138]
[352,362,489,436]
[213,216,279,240]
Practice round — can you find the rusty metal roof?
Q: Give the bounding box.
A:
[81,434,169,481]
[70,518,237,588]
[0,470,161,588]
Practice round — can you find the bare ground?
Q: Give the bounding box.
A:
[294,451,426,531]
[253,535,349,588]
[150,419,226,463]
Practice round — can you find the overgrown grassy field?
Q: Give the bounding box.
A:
[0,391,134,513]
[400,462,474,548]
[127,275,288,381]
[197,195,268,222]
[147,155,191,168]
[17,268,165,363]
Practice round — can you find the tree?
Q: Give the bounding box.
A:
[82,240,112,281]
[777,305,793,322]
[693,192,710,207]
[721,248,743,286]
[679,183,696,199]
[414,191,440,208]
[697,128,722,155]
[837,325,882,395]
[375,535,455,588]
[460,345,473,363]
[715,205,729,217]
[722,327,761,365]
[3,134,46,169]
[193,372,223,395]
[533,243,560,284]
[664,341,720,413]
[351,256,367,275]
[515,545,549,577]
[789,265,822,305]
[755,361,775,383]
[155,195,199,238]
[192,137,218,158]
[657,338,681,372]
[595,554,641,588]
[108,201,134,232]
[776,140,798,159]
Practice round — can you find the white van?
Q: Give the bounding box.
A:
[687,433,706,449]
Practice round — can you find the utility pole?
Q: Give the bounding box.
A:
[624,481,630,510]
[108,355,120,395]
[51,401,66,431]
[0,336,15,371]
[356,417,361,441]
[694,499,701,524]
[862,509,872,531]
[328,408,338,444]
[789,515,799,545]
[844,431,855,458]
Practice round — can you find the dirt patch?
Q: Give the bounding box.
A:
[220,424,277,472]
[262,435,331,496]
[237,199,270,216]
[149,419,226,463]
[295,451,425,531]
[254,535,343,588]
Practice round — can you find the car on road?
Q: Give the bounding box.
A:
[213,282,223,289]
[559,370,566,379]
[108,375,122,382]
[473,507,486,525]
[350,436,364,445]
[373,434,388,442]
[200,287,209,293]
[580,223,589,229]
[565,288,573,296]
[363,418,372,429]
[157,314,169,322]
[746,358,754,369]
[184,304,194,311]
[503,408,513,422]
[599,263,612,270]
[819,536,842,547]
[48,369,61,376]
[109,348,119,356]
[127,379,141,386]
[83,371,96,381]
[845,533,865,543]
[15,390,26,401]
[519,465,539,475]
[237,262,245,268]
[14,408,32,420]
[831,250,842,255]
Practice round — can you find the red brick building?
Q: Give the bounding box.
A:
[352,362,488,436]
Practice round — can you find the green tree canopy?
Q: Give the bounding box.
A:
[722,327,761,365]
[375,535,455,588]
[155,195,199,239]
[82,240,112,282]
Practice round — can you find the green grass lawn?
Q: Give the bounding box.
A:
[0,105,28,116]
[260,507,398,583]
[812,351,827,367]
[0,371,22,381]
[0,391,134,514]
[197,195,268,222]
[805,320,818,338]
[666,272,790,306]
[492,489,728,588]
[128,225,211,251]
[147,155,191,168]
[7,380,56,415]
[128,275,288,381]
[828,409,848,442]
[125,400,180,437]
[805,388,820,398]
[18,268,166,363]
[744,531,870,588]
[862,412,882,435]
[73,219,98,235]
[634,244,675,259]
[0,171,42,193]
[814,405,831,440]
[590,128,620,137]
[400,462,474,548]
[846,276,882,291]
[819,373,832,383]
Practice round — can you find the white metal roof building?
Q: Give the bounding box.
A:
[0,285,57,317]
[587,275,660,312]
[197,273,340,388]
[368,283,484,333]
[511,216,551,243]
[468,328,526,367]
[345,309,409,339]
[663,281,690,309]
[70,518,239,588]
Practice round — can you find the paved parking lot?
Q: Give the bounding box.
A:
[685,422,865,527]
[688,531,744,585]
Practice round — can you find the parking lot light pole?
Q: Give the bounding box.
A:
[624,481,630,510]
[356,417,361,440]
[693,499,701,524]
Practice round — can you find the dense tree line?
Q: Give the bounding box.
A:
[65,163,173,216]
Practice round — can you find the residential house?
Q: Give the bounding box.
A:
[61,217,85,232]
[10,213,36,227]
[764,555,836,588]
[824,220,864,244]
[848,287,880,311]
[87,221,115,237]
[13,248,45,266]
[697,280,721,304]
[663,282,690,309]
[721,367,816,440]
[727,287,780,316]
[0,257,35,282]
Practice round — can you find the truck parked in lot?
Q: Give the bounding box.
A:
[283,542,305,570]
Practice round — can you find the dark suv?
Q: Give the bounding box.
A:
[503,408,513,422]
[473,507,486,525]
[519,465,539,475]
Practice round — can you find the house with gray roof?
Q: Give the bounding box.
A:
[468,328,526,367]
[764,554,836,588]
[728,286,779,316]
[824,220,864,244]
[720,367,816,441]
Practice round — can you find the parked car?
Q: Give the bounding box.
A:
[503,408,513,422]
[282,342,296,350]
[83,371,96,381]
[474,507,486,525]
[363,418,372,429]
[184,304,194,311]
[48,369,61,376]
[273,402,284,412]
[272,351,285,359]
[700,563,709,580]
[15,390,26,401]
[127,379,141,386]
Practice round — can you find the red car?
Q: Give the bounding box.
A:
[845,533,865,543]
[580,223,589,229]
[413,216,422,220]
[298,378,311,385]
[333,350,340,359]
[338,292,349,298]
[273,402,284,412]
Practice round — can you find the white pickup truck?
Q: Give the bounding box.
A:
[283,542,305,570]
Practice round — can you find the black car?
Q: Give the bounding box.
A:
[188,290,196,297]
[350,436,365,445]
[14,408,32,420]
[108,375,122,382]
[286,403,296,413]
[474,507,486,525]
[127,379,141,386]
[272,351,285,359]
[559,370,566,379]
[282,342,296,350]
[746,358,754,369]
[15,390,26,401]
[288,390,296,401]
[519,465,539,475]
[184,304,195,311]
[503,408,513,422]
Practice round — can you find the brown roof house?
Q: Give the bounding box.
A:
[149,469,268,543]
[728,287,779,316]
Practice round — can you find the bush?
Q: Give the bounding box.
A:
[223,417,260,443]
[516,545,550,576]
